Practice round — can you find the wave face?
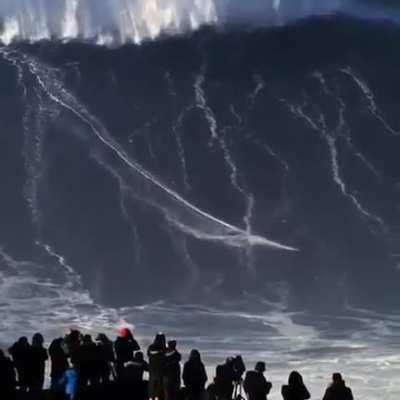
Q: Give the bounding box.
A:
[1,15,400,399]
[0,0,400,45]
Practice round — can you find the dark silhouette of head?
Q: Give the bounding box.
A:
[255,361,266,373]
[0,349,5,359]
[96,333,110,344]
[168,340,177,350]
[83,334,93,345]
[18,336,29,345]
[134,351,145,362]
[189,349,201,362]
[32,333,44,347]
[289,371,304,386]
[153,333,166,349]
[332,373,344,384]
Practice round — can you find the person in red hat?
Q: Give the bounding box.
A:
[114,327,140,379]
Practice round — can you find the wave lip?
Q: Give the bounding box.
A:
[0,0,218,46]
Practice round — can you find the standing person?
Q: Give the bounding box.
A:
[322,373,354,400]
[75,334,100,389]
[182,349,208,400]
[0,349,17,398]
[114,327,140,379]
[243,362,272,400]
[148,333,167,400]
[29,333,48,393]
[122,352,149,400]
[8,337,31,392]
[215,358,236,400]
[59,363,79,400]
[49,337,69,390]
[163,340,182,400]
[96,333,115,383]
[281,371,310,400]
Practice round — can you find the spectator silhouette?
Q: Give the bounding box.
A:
[59,362,79,400]
[215,358,237,400]
[114,327,140,379]
[281,371,310,400]
[29,333,48,393]
[75,334,100,388]
[49,337,69,389]
[322,373,354,400]
[96,333,115,383]
[183,349,207,400]
[163,340,182,400]
[122,352,149,400]
[64,329,82,365]
[148,333,167,400]
[243,362,272,400]
[8,336,31,392]
[0,349,16,398]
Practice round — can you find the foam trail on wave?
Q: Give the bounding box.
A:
[313,71,381,178]
[285,95,386,231]
[172,106,192,193]
[341,67,400,138]
[193,69,261,268]
[4,49,295,251]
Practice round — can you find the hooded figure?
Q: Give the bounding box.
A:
[0,349,16,397]
[8,337,31,392]
[322,373,354,400]
[29,333,48,392]
[163,340,182,400]
[244,362,272,400]
[183,349,208,400]
[148,333,167,400]
[49,337,69,389]
[96,333,115,383]
[75,334,100,388]
[115,327,140,378]
[281,371,311,400]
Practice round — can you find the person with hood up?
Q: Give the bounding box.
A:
[322,373,354,400]
[183,349,208,400]
[96,333,115,383]
[281,371,311,400]
[8,336,31,392]
[114,327,140,379]
[29,333,48,393]
[75,334,100,388]
[148,333,167,400]
[49,337,69,389]
[243,362,272,400]
[163,340,182,400]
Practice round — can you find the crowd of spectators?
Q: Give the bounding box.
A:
[0,328,354,400]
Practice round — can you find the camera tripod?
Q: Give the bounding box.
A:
[233,380,246,400]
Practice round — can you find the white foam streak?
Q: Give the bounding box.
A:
[341,67,400,138]
[313,71,381,178]
[193,70,266,265]
[286,96,385,231]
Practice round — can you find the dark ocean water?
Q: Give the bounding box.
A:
[1,15,400,399]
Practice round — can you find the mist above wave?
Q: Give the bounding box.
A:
[0,0,398,46]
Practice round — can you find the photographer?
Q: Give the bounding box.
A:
[216,356,246,400]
